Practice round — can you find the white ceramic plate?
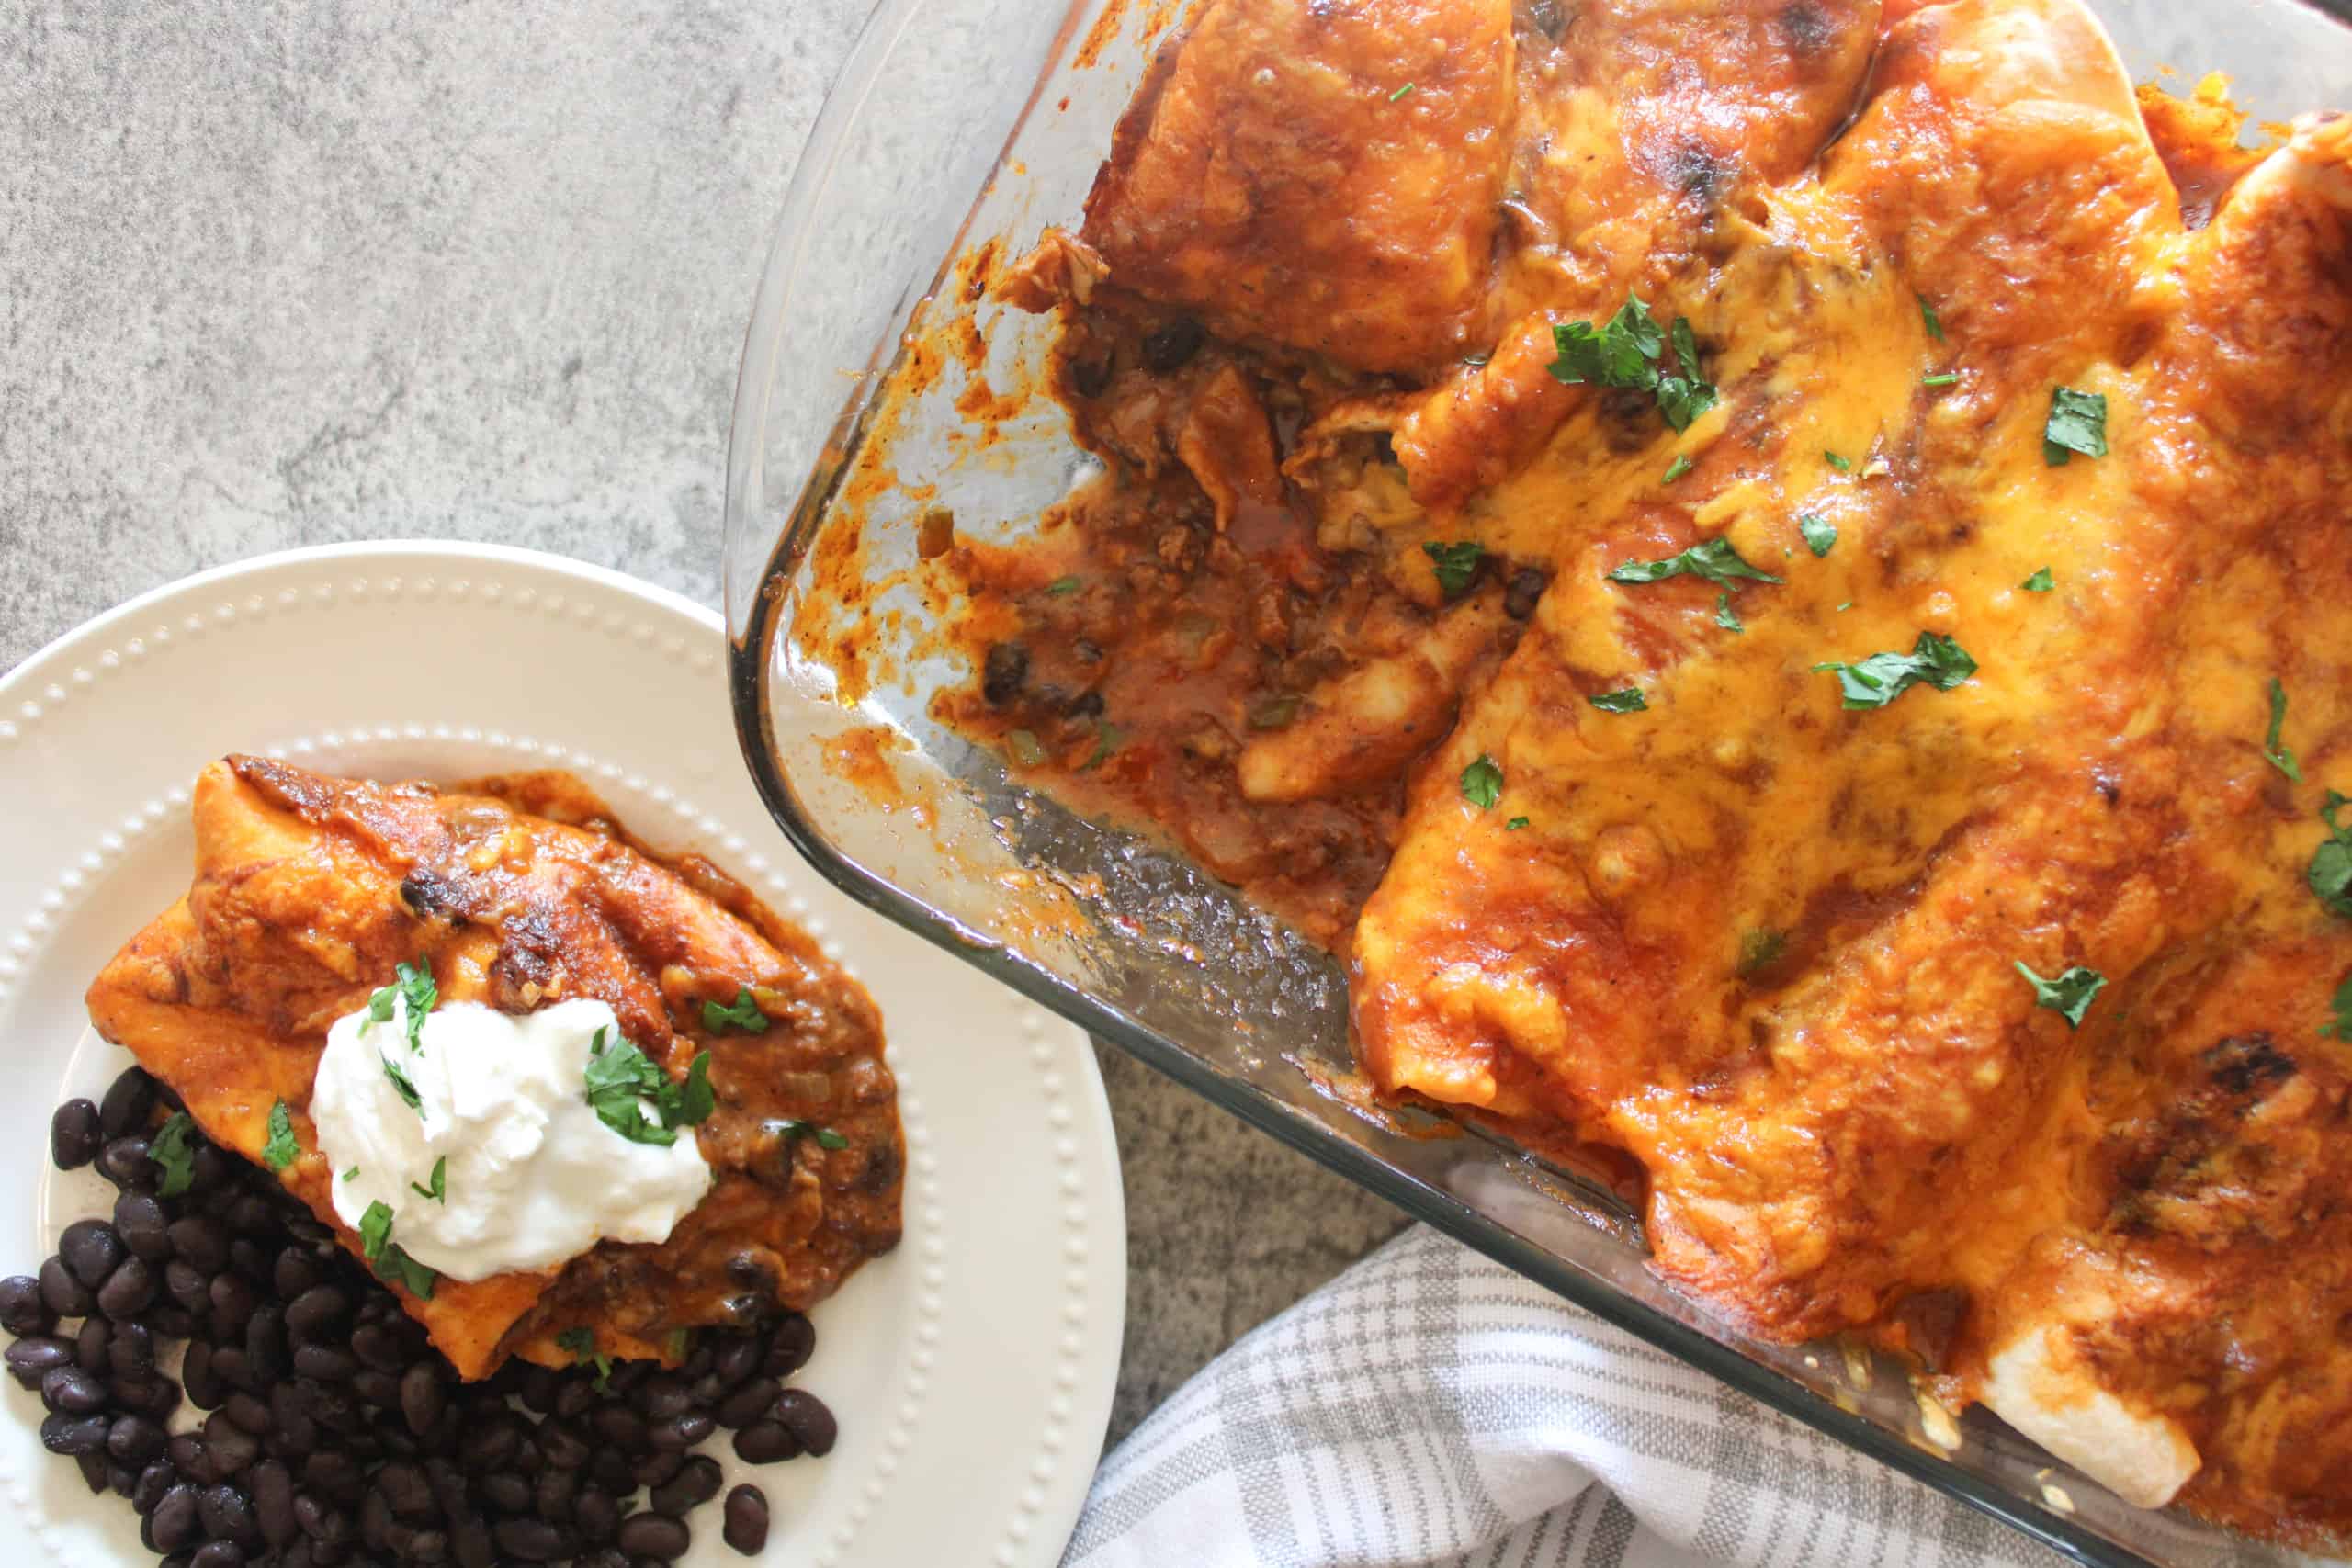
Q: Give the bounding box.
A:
[0,542,1125,1567]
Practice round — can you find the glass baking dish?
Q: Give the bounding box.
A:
[721,3,2352,1563]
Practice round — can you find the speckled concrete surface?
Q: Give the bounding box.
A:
[0,0,1405,1450]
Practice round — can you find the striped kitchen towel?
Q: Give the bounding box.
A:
[1062,1224,2072,1568]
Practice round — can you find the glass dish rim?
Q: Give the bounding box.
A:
[723,3,2352,1563]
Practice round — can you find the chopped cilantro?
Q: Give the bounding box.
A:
[1423,540,1485,598]
[358,1201,394,1264]
[262,1100,299,1173]
[2324,971,2352,1042]
[1545,296,1715,433]
[1078,721,1125,772]
[1655,317,1718,433]
[1823,451,1852,473]
[555,1325,613,1390]
[1661,453,1693,484]
[2043,387,2109,466]
[366,960,437,1053]
[1918,294,1944,342]
[376,1244,436,1302]
[1247,693,1302,731]
[1736,929,1786,978]
[701,988,770,1034]
[1389,82,1415,102]
[1589,688,1647,714]
[1920,372,1959,388]
[2021,567,2055,592]
[2015,961,2108,1028]
[1607,536,1781,591]
[149,1111,198,1199]
[341,1167,359,1182]
[410,1156,447,1204]
[1505,817,1530,831]
[583,1028,716,1147]
[1813,631,1977,711]
[1046,575,1081,596]
[1547,297,1662,389]
[2264,678,2302,783]
[1714,592,1743,634]
[775,1119,852,1152]
[1006,729,1046,767]
[1797,514,1837,558]
[380,1054,424,1116]
[1459,755,1503,810]
[2309,791,2352,919]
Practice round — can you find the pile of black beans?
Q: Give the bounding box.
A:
[5,1066,840,1567]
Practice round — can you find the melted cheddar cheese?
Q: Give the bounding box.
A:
[936,0,2352,1544]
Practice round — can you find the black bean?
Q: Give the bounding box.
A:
[152,1481,202,1549]
[1141,316,1206,373]
[203,1408,262,1474]
[516,1360,561,1412]
[245,1302,290,1381]
[99,1066,159,1138]
[648,1454,721,1516]
[74,1447,108,1494]
[449,1512,494,1568]
[763,1313,815,1377]
[226,1190,277,1236]
[350,1367,400,1409]
[649,1410,715,1451]
[708,1333,762,1388]
[134,1457,176,1513]
[350,1319,405,1372]
[222,1390,273,1434]
[97,1255,157,1318]
[982,641,1030,705]
[714,1375,779,1430]
[293,1344,357,1382]
[168,1215,229,1273]
[227,1236,271,1282]
[589,1403,649,1452]
[458,1414,523,1471]
[582,1445,633,1496]
[479,1472,532,1513]
[492,1517,569,1561]
[61,1217,125,1288]
[424,1454,469,1518]
[272,1248,322,1301]
[575,1551,631,1568]
[273,1383,320,1454]
[303,1450,365,1505]
[211,1345,256,1394]
[553,1375,597,1419]
[1504,566,1549,620]
[281,1545,317,1568]
[107,1317,156,1377]
[6,1333,73,1388]
[209,1272,257,1339]
[773,1387,838,1456]
[730,1421,799,1464]
[41,1362,107,1412]
[108,1412,168,1465]
[0,1272,54,1335]
[400,1361,447,1435]
[403,1526,450,1561]
[532,1461,576,1522]
[186,1144,239,1197]
[164,1259,211,1317]
[630,1448,686,1488]
[285,1282,350,1344]
[166,1432,209,1482]
[38,1254,96,1317]
[107,1457,139,1497]
[573,1483,620,1542]
[145,1301,198,1339]
[139,1376,184,1421]
[110,1191,173,1264]
[51,1099,103,1170]
[97,1134,157,1191]
[293,1492,341,1540]
[677,1337,715,1378]
[180,1339,222,1409]
[722,1483,771,1555]
[200,1480,260,1541]
[378,1458,434,1518]
[242,1458,294,1546]
[190,1543,247,1568]
[537,1418,591,1471]
[616,1511,691,1560]
[40,1410,110,1454]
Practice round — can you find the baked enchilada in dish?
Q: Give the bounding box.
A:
[907,0,2352,1548]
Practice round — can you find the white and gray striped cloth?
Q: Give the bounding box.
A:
[1063,1224,2064,1568]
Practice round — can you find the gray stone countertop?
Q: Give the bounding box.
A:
[1,2,1404,1449]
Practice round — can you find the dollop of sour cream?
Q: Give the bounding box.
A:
[310,995,712,1282]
